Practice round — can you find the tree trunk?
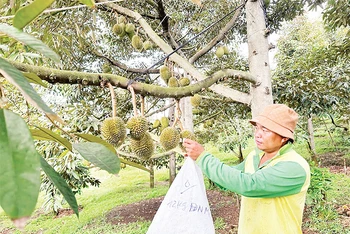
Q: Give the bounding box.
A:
[180,97,193,132]
[245,0,273,117]
[149,163,155,188]
[168,104,176,185]
[169,152,176,185]
[307,116,318,163]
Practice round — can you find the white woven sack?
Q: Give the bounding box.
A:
[147,157,215,234]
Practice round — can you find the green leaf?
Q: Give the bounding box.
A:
[22,72,48,88]
[0,23,60,64]
[73,142,120,174]
[0,57,64,124]
[13,0,55,30]
[75,133,150,172]
[0,109,41,219]
[79,0,95,7]
[31,127,72,151]
[75,133,116,153]
[40,156,79,218]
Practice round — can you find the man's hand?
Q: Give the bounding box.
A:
[182,138,205,160]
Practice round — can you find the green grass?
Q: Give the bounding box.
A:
[0,167,170,234]
[1,124,349,234]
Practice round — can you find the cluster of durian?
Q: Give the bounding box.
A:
[112,15,153,51]
[152,116,169,133]
[126,116,154,160]
[101,117,127,147]
[215,45,230,58]
[131,33,153,51]
[159,66,191,87]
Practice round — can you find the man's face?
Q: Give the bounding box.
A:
[253,123,285,153]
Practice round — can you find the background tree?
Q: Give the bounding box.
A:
[272,16,349,159]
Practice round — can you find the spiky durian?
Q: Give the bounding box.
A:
[160,127,180,151]
[223,45,229,54]
[118,15,127,24]
[143,40,153,50]
[130,132,154,160]
[192,108,202,115]
[126,116,148,140]
[159,66,171,83]
[215,46,225,58]
[190,94,202,107]
[179,77,190,86]
[101,117,126,147]
[204,119,214,128]
[160,117,169,132]
[167,77,179,87]
[131,35,143,50]
[113,23,126,37]
[125,23,135,34]
[152,119,161,128]
[179,129,197,150]
[180,130,197,141]
[102,63,112,73]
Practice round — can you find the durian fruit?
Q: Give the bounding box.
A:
[143,40,153,50]
[112,23,126,37]
[160,116,169,132]
[223,45,230,54]
[159,66,171,83]
[179,77,190,86]
[131,35,143,50]
[130,132,154,160]
[190,94,202,107]
[159,127,180,151]
[101,117,126,147]
[215,46,225,58]
[180,129,197,141]
[125,23,135,34]
[192,108,203,115]
[118,15,127,24]
[152,119,161,128]
[179,129,196,150]
[167,77,179,87]
[204,119,214,128]
[102,63,112,73]
[126,116,148,140]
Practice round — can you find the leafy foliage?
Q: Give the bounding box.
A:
[306,163,336,219]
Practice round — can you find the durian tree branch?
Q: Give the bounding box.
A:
[107,83,117,118]
[145,100,176,117]
[10,60,254,101]
[189,0,245,64]
[92,49,159,74]
[97,0,254,105]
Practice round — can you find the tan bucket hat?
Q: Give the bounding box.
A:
[249,104,298,140]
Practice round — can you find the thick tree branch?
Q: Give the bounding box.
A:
[93,49,159,74]
[10,60,253,101]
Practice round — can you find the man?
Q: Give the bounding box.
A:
[183,104,310,234]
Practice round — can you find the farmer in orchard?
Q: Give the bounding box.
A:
[183,104,310,234]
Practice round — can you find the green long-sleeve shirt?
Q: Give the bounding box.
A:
[197,143,310,234]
